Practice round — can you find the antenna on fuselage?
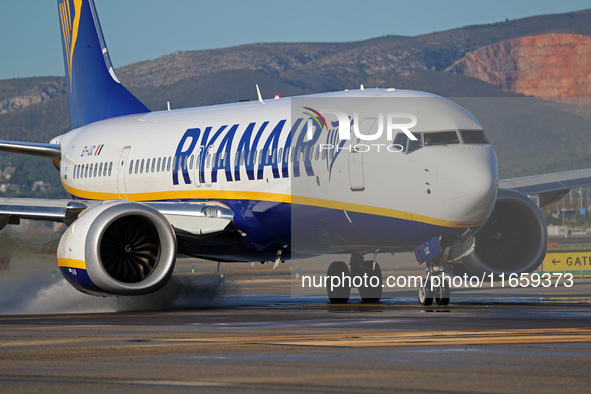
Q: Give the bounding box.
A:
[256,84,265,104]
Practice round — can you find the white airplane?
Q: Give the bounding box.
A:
[0,0,590,306]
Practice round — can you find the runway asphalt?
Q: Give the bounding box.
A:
[1,257,590,393]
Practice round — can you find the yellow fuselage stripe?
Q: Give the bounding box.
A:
[62,182,484,229]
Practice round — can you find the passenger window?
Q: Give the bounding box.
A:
[135,159,139,174]
[146,158,151,173]
[85,164,89,178]
[156,157,161,172]
[189,155,194,170]
[90,163,95,177]
[167,157,171,172]
[108,162,112,176]
[103,162,107,176]
[129,160,134,174]
[99,163,103,177]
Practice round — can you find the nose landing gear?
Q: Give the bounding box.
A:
[418,258,450,306]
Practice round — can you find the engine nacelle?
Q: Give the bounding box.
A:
[57,200,177,296]
[453,188,547,277]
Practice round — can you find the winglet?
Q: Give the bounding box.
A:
[57,0,150,129]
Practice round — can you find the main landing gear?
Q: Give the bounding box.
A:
[327,253,383,303]
[325,253,452,306]
[417,257,450,306]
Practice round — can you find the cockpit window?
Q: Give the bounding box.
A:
[461,130,489,144]
[393,132,423,154]
[393,133,409,152]
[408,133,423,153]
[423,131,460,146]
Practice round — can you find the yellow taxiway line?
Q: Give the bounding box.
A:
[158,327,591,347]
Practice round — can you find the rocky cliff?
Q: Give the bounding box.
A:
[0,78,65,115]
[446,33,591,97]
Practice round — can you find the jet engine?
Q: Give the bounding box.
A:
[57,200,177,296]
[455,188,547,277]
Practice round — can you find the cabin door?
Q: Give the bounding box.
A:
[117,147,131,199]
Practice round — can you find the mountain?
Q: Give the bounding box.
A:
[447,33,591,97]
[0,9,590,197]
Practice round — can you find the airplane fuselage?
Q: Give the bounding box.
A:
[52,89,499,262]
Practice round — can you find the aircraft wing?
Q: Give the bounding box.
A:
[0,198,234,236]
[499,168,591,207]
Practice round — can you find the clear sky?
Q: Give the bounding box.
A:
[0,0,589,80]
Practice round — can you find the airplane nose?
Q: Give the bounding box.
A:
[437,146,498,224]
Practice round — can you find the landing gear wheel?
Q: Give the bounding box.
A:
[435,278,450,306]
[327,261,351,303]
[358,261,383,303]
[418,277,433,306]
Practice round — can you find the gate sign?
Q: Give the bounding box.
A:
[543,252,591,271]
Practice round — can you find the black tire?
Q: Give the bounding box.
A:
[327,261,351,303]
[418,277,433,306]
[435,277,450,306]
[358,261,383,303]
